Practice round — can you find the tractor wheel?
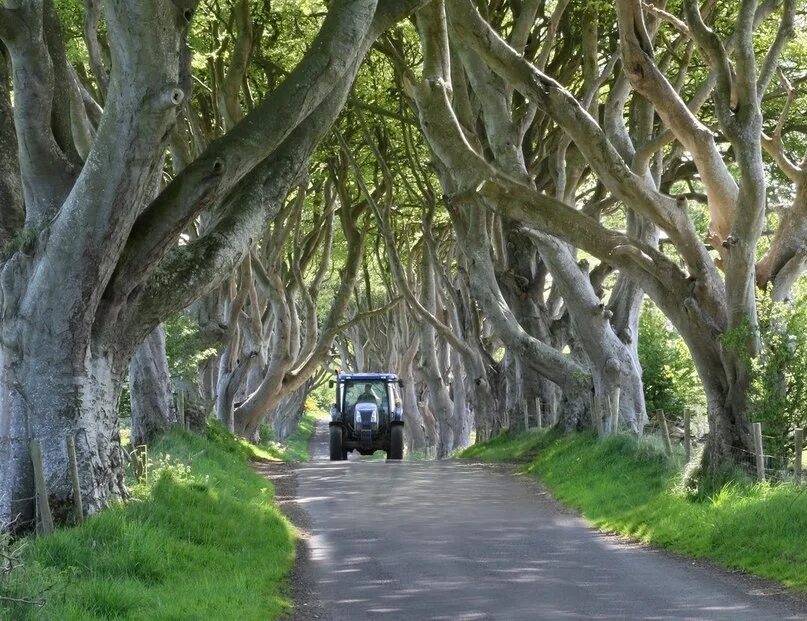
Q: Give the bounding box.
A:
[329,426,344,461]
[388,425,404,460]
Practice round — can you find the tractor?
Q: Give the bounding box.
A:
[328,372,404,460]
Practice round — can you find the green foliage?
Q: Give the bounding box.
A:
[308,379,336,409]
[51,0,90,63]
[461,430,807,591]
[720,316,757,367]
[0,427,296,620]
[164,314,217,384]
[258,408,326,462]
[117,384,132,421]
[458,427,562,462]
[748,291,807,458]
[638,301,705,418]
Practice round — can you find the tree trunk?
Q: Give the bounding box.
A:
[418,250,455,457]
[0,329,127,526]
[399,338,428,454]
[128,325,175,447]
[272,383,309,442]
[448,346,471,449]
[686,339,755,470]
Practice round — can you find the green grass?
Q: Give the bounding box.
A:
[459,430,807,591]
[1,425,296,620]
[258,409,324,462]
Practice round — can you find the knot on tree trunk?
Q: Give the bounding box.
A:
[604,357,621,380]
[161,87,185,109]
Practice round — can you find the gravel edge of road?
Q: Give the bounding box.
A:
[253,459,324,621]
[253,422,326,621]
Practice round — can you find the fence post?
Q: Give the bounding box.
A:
[795,428,803,484]
[753,422,765,482]
[523,401,529,432]
[684,408,691,463]
[66,435,84,524]
[29,441,54,536]
[536,398,542,430]
[657,411,673,457]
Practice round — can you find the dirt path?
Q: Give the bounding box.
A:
[260,421,807,620]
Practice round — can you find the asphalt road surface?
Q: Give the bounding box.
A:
[281,421,806,620]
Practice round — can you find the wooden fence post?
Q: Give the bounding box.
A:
[657,411,673,457]
[794,428,803,484]
[684,408,691,463]
[66,435,84,524]
[523,402,529,432]
[753,422,765,482]
[536,398,542,430]
[29,441,54,536]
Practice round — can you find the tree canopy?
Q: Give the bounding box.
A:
[1,0,807,529]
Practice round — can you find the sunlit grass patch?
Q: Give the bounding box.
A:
[258,409,322,462]
[1,426,296,620]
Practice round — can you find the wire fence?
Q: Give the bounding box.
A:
[3,431,149,540]
[731,443,803,484]
[647,408,804,485]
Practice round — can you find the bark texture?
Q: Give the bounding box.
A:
[128,325,175,447]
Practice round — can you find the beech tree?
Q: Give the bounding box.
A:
[0,0,427,528]
[2,0,806,531]
[409,0,803,471]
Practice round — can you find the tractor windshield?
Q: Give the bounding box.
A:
[344,380,389,414]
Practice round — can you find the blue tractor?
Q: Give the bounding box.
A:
[329,372,404,460]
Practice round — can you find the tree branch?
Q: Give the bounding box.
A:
[616,0,737,243]
[756,0,796,101]
[110,0,380,302]
[82,0,109,97]
[444,0,715,281]
[3,2,76,224]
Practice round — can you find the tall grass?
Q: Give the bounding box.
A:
[460,430,807,591]
[1,426,296,620]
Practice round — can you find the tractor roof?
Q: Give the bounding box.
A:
[337,372,399,382]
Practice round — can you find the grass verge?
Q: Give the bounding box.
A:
[1,425,296,620]
[459,429,807,591]
[258,409,325,462]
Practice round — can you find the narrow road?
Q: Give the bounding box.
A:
[280,421,806,620]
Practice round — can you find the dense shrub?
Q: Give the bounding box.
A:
[638,301,705,419]
[748,287,807,458]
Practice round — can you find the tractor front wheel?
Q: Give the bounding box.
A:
[388,425,404,460]
[329,426,344,461]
